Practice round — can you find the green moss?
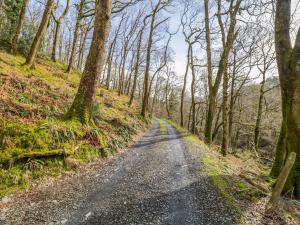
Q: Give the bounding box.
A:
[73,144,101,163]
[0,166,30,198]
[0,120,51,150]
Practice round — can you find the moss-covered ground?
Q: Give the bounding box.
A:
[0,51,148,197]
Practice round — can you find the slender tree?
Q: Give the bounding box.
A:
[129,17,148,106]
[66,0,85,73]
[105,15,124,89]
[51,0,70,62]
[141,0,168,117]
[24,0,54,68]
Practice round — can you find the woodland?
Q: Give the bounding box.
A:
[0,0,300,224]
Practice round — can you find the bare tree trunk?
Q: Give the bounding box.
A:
[125,54,136,95]
[212,106,222,141]
[51,0,70,62]
[222,68,229,155]
[129,24,145,105]
[66,0,84,73]
[228,52,236,147]
[11,0,29,54]
[180,44,190,128]
[165,71,171,118]
[65,27,72,63]
[141,0,162,117]
[118,49,127,95]
[254,73,266,151]
[65,0,112,124]
[270,122,287,177]
[25,0,54,68]
[190,47,196,134]
[58,31,64,60]
[77,22,92,70]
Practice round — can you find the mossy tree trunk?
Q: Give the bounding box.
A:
[25,0,54,68]
[65,0,112,124]
[11,0,29,54]
[271,0,300,199]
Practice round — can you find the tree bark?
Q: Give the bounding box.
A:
[11,0,29,54]
[25,0,54,68]
[65,0,112,124]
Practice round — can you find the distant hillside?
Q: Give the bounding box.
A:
[0,51,147,197]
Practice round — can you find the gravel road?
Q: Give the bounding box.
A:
[0,121,236,225]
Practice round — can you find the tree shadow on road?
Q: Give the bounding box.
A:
[77,178,237,225]
[133,132,188,149]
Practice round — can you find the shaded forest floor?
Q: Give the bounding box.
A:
[169,121,300,224]
[0,51,148,198]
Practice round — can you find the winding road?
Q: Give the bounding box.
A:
[0,121,236,225]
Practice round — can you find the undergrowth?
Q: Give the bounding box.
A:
[0,51,147,197]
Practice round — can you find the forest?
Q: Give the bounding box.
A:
[0,0,300,224]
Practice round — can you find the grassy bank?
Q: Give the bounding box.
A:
[0,51,148,197]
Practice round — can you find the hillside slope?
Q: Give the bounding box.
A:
[0,51,147,197]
